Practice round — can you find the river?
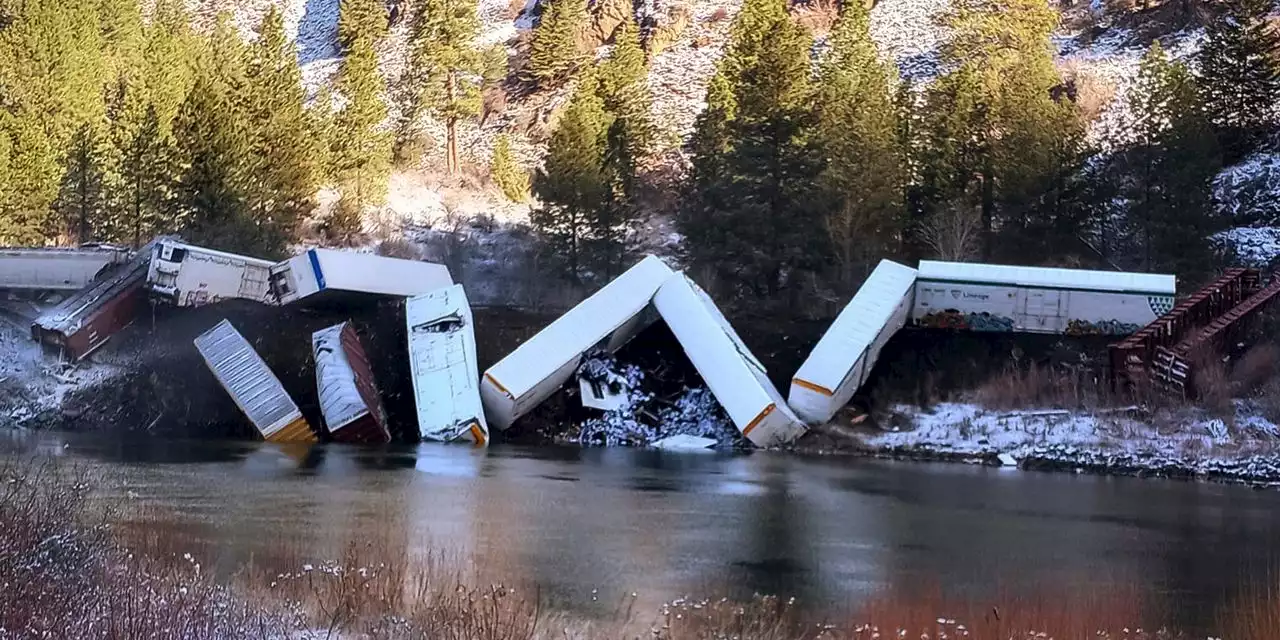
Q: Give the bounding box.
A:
[5,430,1280,634]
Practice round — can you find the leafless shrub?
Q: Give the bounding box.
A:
[376,237,425,260]
[1058,60,1118,123]
[708,6,730,22]
[481,85,509,125]
[1232,343,1279,393]
[919,200,983,262]
[974,363,1098,410]
[646,5,692,57]
[1193,354,1233,417]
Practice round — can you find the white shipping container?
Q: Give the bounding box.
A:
[480,255,675,431]
[270,248,453,305]
[0,246,131,292]
[653,273,806,447]
[148,241,275,307]
[913,261,1177,336]
[194,319,314,443]
[406,284,488,445]
[789,260,918,425]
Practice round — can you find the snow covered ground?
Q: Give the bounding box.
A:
[0,316,123,428]
[861,402,1280,483]
[869,0,950,81]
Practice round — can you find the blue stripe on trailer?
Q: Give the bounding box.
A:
[307,249,326,291]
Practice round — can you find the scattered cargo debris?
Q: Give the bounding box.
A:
[0,245,131,292]
[312,322,390,444]
[406,284,488,445]
[480,255,674,431]
[194,319,315,443]
[913,261,1176,335]
[790,260,918,425]
[270,248,452,305]
[1110,268,1260,390]
[147,240,276,307]
[30,240,157,361]
[653,273,806,447]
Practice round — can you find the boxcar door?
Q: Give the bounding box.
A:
[1020,289,1065,333]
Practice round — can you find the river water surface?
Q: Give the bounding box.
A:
[5,430,1280,633]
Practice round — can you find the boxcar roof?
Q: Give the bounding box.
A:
[917,261,1175,295]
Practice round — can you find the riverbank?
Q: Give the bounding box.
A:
[3,454,1277,640]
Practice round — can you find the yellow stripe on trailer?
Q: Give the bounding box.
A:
[467,422,487,447]
[266,417,317,444]
[484,372,513,398]
[741,403,776,438]
[792,378,834,397]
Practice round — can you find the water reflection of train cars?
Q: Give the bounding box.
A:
[913,260,1176,336]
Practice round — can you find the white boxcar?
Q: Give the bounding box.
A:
[653,273,806,447]
[0,245,131,292]
[480,255,674,431]
[406,284,488,446]
[269,248,453,305]
[912,261,1177,336]
[789,260,918,425]
[147,241,275,307]
[194,319,314,443]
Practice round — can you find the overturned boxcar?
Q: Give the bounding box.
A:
[653,273,807,448]
[31,242,155,361]
[406,284,488,445]
[194,319,315,444]
[147,240,276,307]
[479,255,674,431]
[313,322,390,444]
[270,249,452,306]
[0,245,131,292]
[789,259,918,425]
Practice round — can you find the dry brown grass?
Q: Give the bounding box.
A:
[1058,59,1119,123]
[792,0,840,36]
[647,5,692,57]
[973,362,1104,410]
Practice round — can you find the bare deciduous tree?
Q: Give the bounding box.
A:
[919,200,983,261]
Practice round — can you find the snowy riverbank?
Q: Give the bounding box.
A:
[844,402,1280,485]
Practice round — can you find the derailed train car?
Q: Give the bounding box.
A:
[312,322,390,444]
[0,245,131,292]
[480,255,674,431]
[194,319,315,444]
[789,260,918,425]
[653,273,807,447]
[270,249,452,306]
[406,284,488,445]
[147,240,276,307]
[913,261,1176,336]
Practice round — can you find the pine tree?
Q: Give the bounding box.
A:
[532,75,615,282]
[595,15,652,199]
[406,0,483,174]
[332,34,393,237]
[54,121,113,242]
[0,0,106,150]
[680,0,823,299]
[528,0,587,87]
[243,6,318,251]
[491,134,530,202]
[812,1,905,292]
[1197,0,1280,160]
[0,112,61,245]
[143,0,198,137]
[1121,43,1222,277]
[309,86,338,185]
[173,77,254,252]
[338,0,389,52]
[99,0,147,86]
[914,0,1083,261]
[117,105,177,246]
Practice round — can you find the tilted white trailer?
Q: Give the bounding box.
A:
[480,255,674,431]
[653,273,806,448]
[269,248,453,305]
[406,284,488,446]
[789,260,918,425]
[0,245,131,292]
[912,261,1176,336]
[147,241,275,307]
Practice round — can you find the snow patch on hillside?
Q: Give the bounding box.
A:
[869,0,950,81]
[647,0,742,147]
[865,402,1280,481]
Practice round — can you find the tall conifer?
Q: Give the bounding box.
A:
[1197,0,1280,160]
[528,0,587,87]
[406,0,483,173]
[332,34,393,236]
[813,2,905,292]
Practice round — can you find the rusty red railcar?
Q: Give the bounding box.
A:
[312,321,390,444]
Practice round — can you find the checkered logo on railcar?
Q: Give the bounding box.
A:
[1148,296,1175,316]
